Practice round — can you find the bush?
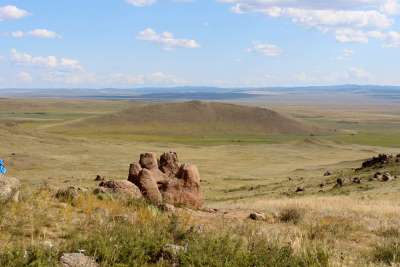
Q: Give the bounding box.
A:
[279,207,304,224]
[0,246,59,267]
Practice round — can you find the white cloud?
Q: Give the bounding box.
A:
[347,67,372,80]
[0,5,29,21]
[381,0,400,15]
[29,29,61,39]
[337,48,354,60]
[125,0,157,7]
[219,0,400,46]
[10,49,84,71]
[248,42,282,56]
[137,28,200,49]
[17,72,33,83]
[11,29,61,39]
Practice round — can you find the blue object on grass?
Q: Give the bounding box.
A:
[0,159,7,175]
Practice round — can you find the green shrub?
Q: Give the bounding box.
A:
[279,207,304,224]
[0,246,59,267]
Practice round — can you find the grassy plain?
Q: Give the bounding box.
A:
[0,98,400,266]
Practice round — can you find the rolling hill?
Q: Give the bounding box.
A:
[52,101,317,140]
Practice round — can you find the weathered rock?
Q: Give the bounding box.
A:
[162,164,203,208]
[352,177,361,184]
[159,152,180,177]
[128,162,142,185]
[139,152,158,170]
[0,176,20,203]
[177,163,201,189]
[162,244,187,258]
[127,152,203,209]
[295,186,304,193]
[335,178,344,187]
[249,212,266,221]
[96,180,143,199]
[381,172,394,182]
[137,169,163,204]
[361,154,391,169]
[324,171,332,176]
[162,179,203,209]
[374,172,382,179]
[94,175,104,182]
[60,253,98,267]
[159,203,176,212]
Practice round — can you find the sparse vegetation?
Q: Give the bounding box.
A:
[1,98,400,266]
[279,207,304,224]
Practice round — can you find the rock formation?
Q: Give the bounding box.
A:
[127,152,203,209]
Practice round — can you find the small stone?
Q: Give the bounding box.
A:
[159,203,176,212]
[60,253,98,267]
[295,186,304,193]
[324,171,332,176]
[381,172,394,182]
[163,244,187,258]
[249,212,266,221]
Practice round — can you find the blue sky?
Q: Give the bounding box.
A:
[1,0,400,88]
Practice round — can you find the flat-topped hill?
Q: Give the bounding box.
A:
[55,101,316,139]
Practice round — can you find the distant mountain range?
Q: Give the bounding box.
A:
[1,85,400,101]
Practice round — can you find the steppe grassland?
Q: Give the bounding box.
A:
[0,98,400,266]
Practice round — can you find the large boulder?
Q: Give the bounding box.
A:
[136,169,163,204]
[161,164,203,209]
[96,180,143,199]
[159,152,180,177]
[139,153,158,170]
[128,162,142,185]
[0,176,20,203]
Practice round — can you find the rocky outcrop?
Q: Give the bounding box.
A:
[0,176,20,203]
[128,152,203,209]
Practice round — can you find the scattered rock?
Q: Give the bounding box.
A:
[381,172,394,182]
[60,253,98,267]
[95,180,143,199]
[319,183,324,188]
[94,175,104,182]
[374,172,382,179]
[162,244,187,258]
[352,177,361,184]
[249,212,266,221]
[324,171,332,176]
[159,203,176,212]
[0,176,20,203]
[295,186,305,193]
[360,154,392,169]
[335,178,344,188]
